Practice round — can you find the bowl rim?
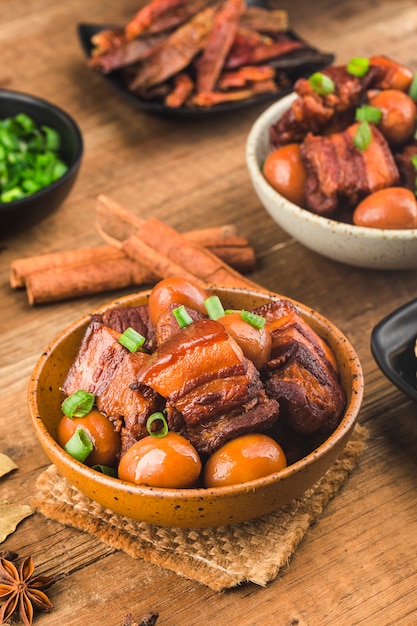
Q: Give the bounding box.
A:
[0,88,84,210]
[246,92,417,240]
[28,286,364,501]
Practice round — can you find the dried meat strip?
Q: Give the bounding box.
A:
[89,30,167,73]
[225,35,304,70]
[191,82,276,107]
[129,7,215,91]
[125,0,211,39]
[217,64,275,89]
[164,71,194,107]
[239,7,288,33]
[196,0,245,94]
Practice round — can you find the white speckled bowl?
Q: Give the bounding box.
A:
[246,93,417,270]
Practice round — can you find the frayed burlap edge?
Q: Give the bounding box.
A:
[31,423,368,591]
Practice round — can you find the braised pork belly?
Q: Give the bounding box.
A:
[136,318,279,454]
[300,122,399,216]
[254,299,346,436]
[154,303,205,346]
[62,319,161,454]
[62,296,346,460]
[270,56,413,148]
[96,305,157,352]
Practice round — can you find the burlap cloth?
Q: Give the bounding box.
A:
[31,424,367,591]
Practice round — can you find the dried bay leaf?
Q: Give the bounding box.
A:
[0,500,34,543]
[0,453,17,477]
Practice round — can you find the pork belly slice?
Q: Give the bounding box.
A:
[270,65,367,147]
[94,304,157,353]
[300,122,399,216]
[395,141,417,191]
[368,55,414,92]
[255,300,346,436]
[62,319,160,454]
[154,303,205,347]
[136,318,279,454]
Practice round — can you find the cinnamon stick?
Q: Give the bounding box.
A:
[25,256,159,306]
[95,194,243,247]
[11,240,255,294]
[10,245,123,289]
[11,194,259,305]
[125,217,263,291]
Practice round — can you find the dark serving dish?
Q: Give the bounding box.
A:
[77,23,334,117]
[0,89,83,237]
[371,298,417,403]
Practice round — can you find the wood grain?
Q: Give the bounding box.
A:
[1,1,417,624]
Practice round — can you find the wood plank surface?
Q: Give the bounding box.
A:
[1,1,417,625]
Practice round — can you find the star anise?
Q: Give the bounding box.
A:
[0,556,54,626]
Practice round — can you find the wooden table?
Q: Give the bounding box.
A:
[2,0,417,624]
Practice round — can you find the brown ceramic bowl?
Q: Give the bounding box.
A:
[28,286,364,528]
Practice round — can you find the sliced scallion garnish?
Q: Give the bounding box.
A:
[409,73,417,100]
[355,104,382,125]
[61,390,95,418]
[353,121,372,151]
[347,57,370,77]
[172,305,193,328]
[308,72,335,95]
[241,310,266,329]
[224,308,266,328]
[64,428,93,462]
[146,412,169,438]
[204,295,225,320]
[92,464,118,477]
[118,326,146,352]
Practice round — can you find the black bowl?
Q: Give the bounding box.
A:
[0,89,84,236]
[371,298,417,403]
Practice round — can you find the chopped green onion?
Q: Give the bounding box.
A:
[355,105,382,124]
[353,121,372,151]
[309,72,335,96]
[409,73,417,100]
[92,464,118,477]
[64,428,93,462]
[172,305,193,328]
[1,187,25,202]
[347,57,369,77]
[0,113,68,203]
[241,310,266,329]
[118,326,146,352]
[204,295,225,320]
[61,390,95,418]
[41,125,60,151]
[146,412,169,438]
[15,113,35,132]
[224,308,266,328]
